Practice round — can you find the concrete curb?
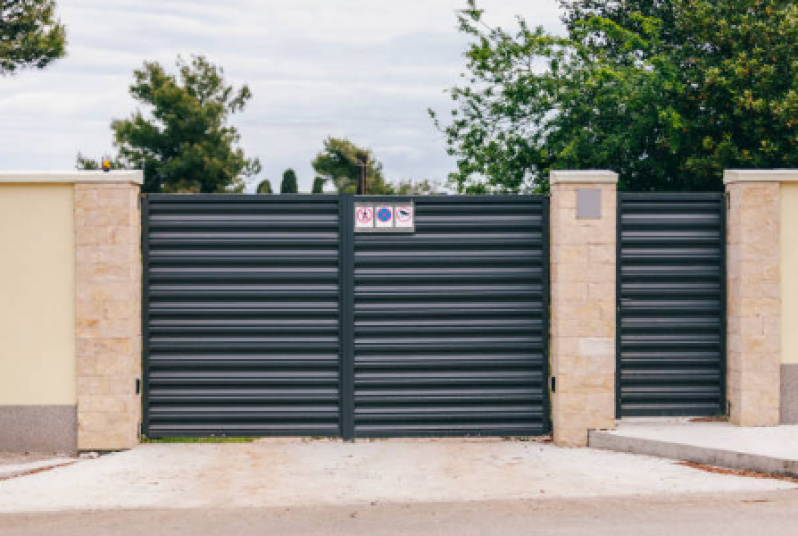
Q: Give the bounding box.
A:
[589,430,798,478]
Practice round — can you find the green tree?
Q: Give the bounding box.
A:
[394,179,440,195]
[0,0,66,75]
[311,137,395,194]
[433,0,798,192]
[256,178,273,194]
[280,168,299,194]
[560,0,678,52]
[77,55,261,193]
[311,176,325,194]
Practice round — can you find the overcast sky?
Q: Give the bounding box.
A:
[0,0,563,192]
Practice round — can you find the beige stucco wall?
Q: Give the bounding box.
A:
[0,184,76,405]
[782,184,798,365]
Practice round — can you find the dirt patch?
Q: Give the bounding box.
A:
[688,416,728,423]
[679,461,798,484]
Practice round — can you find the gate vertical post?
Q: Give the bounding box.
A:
[549,171,618,447]
[724,170,789,426]
[75,172,143,451]
[340,194,355,440]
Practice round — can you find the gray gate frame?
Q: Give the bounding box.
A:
[615,192,727,418]
[141,193,551,440]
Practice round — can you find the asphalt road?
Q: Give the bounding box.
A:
[3,491,798,536]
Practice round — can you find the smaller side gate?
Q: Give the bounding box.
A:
[617,193,726,417]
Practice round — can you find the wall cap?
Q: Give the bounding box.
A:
[724,169,798,185]
[0,171,143,186]
[550,170,618,185]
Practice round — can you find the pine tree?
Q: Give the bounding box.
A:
[280,169,299,194]
[256,179,273,194]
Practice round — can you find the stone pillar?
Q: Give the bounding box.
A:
[550,171,618,447]
[724,170,783,426]
[75,173,143,450]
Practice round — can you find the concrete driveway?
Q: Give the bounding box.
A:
[0,439,793,514]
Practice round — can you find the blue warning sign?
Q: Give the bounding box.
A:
[377,207,392,223]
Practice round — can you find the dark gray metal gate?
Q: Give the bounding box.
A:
[348,196,550,438]
[142,196,343,437]
[617,193,726,417]
[143,194,550,438]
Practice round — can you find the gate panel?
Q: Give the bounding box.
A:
[351,196,550,437]
[143,196,341,437]
[617,193,725,417]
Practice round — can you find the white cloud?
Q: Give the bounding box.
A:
[0,0,564,191]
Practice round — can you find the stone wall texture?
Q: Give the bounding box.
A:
[726,181,781,426]
[550,176,617,447]
[75,183,142,450]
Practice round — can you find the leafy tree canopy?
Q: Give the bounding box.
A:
[433,0,798,192]
[311,176,325,194]
[77,55,261,193]
[0,0,66,74]
[311,137,395,194]
[256,178,273,194]
[280,168,299,193]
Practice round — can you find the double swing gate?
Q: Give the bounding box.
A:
[142,191,727,439]
[142,195,551,439]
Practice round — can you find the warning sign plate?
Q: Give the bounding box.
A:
[355,206,374,229]
[395,205,414,228]
[354,202,414,233]
[375,206,393,228]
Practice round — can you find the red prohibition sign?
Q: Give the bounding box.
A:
[396,206,413,223]
[356,206,373,224]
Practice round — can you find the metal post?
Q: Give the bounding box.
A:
[340,194,355,440]
[357,155,368,196]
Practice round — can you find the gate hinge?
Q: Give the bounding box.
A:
[135,378,141,395]
[550,376,556,393]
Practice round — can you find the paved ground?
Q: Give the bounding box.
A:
[594,421,798,459]
[0,453,69,467]
[591,422,798,476]
[3,491,798,535]
[0,440,793,513]
[0,453,77,480]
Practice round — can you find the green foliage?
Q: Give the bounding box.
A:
[311,137,395,194]
[75,152,126,171]
[0,0,66,74]
[394,179,440,195]
[142,437,256,444]
[280,168,299,194]
[433,0,798,192]
[311,176,325,194]
[77,55,261,193]
[256,178,273,194]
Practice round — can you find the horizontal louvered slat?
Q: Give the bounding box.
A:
[618,193,725,417]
